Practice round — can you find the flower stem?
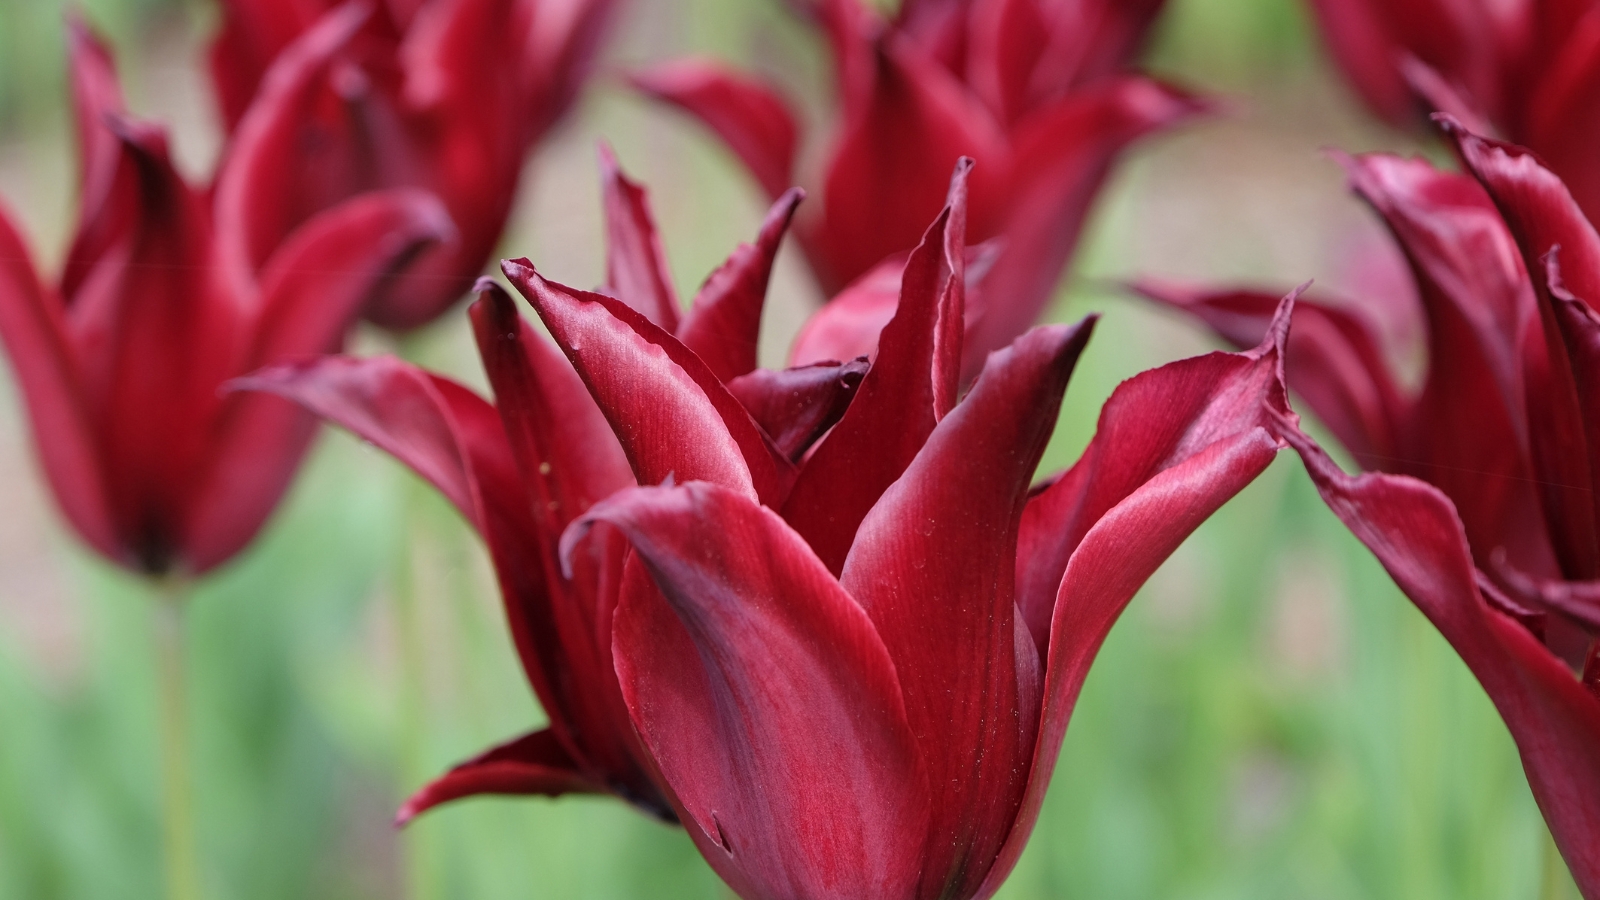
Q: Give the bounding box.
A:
[153,577,201,900]
[1540,824,1575,900]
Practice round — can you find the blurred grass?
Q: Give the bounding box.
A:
[0,0,1575,897]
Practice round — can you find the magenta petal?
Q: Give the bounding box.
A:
[396,728,604,826]
[840,320,1092,899]
[503,259,783,502]
[984,301,1291,898]
[1134,281,1407,469]
[600,146,681,331]
[61,17,129,302]
[1303,0,1416,126]
[788,254,905,367]
[676,189,803,382]
[725,359,868,461]
[183,189,452,572]
[781,164,969,573]
[631,61,800,201]
[1277,419,1600,897]
[0,204,116,561]
[573,481,930,900]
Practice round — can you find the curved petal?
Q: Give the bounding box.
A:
[840,320,1092,899]
[183,189,453,572]
[630,61,801,201]
[569,481,930,900]
[600,145,681,331]
[725,359,868,462]
[676,189,803,382]
[207,0,328,129]
[396,728,605,826]
[788,253,904,367]
[61,17,129,303]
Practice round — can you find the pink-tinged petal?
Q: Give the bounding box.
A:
[676,189,803,382]
[965,0,1049,126]
[1303,0,1425,127]
[964,77,1206,369]
[61,17,128,303]
[182,189,452,572]
[1016,293,1294,652]
[781,164,969,573]
[1343,152,1552,575]
[571,481,930,900]
[725,359,868,462]
[396,728,605,826]
[1521,10,1600,227]
[503,259,781,503]
[841,320,1092,899]
[982,300,1292,899]
[0,204,117,561]
[630,61,800,202]
[1275,419,1600,898]
[211,2,372,285]
[788,253,904,367]
[600,146,680,331]
[515,0,619,138]
[1134,281,1407,470]
[207,0,329,129]
[1023,0,1169,101]
[810,37,1006,294]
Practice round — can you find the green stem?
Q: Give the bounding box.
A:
[1541,823,1576,900]
[153,577,201,900]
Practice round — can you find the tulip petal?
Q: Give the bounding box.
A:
[788,254,905,367]
[600,145,680,331]
[1303,0,1419,126]
[725,359,868,461]
[1276,419,1600,898]
[0,204,117,560]
[841,320,1092,899]
[630,61,801,201]
[781,165,968,573]
[676,189,803,382]
[183,189,452,572]
[982,300,1291,898]
[1134,281,1407,470]
[1522,10,1600,227]
[396,728,604,826]
[572,481,930,900]
[208,0,327,129]
[504,259,782,502]
[61,17,128,303]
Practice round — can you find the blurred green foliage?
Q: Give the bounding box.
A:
[0,0,1578,897]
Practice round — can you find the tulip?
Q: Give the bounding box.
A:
[1306,0,1600,225]
[237,151,858,820]
[0,21,451,578]
[1140,122,1600,895]
[208,0,616,330]
[633,0,1205,372]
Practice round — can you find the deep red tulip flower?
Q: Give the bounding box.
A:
[634,0,1205,370]
[208,0,616,330]
[1307,0,1600,225]
[0,22,450,577]
[1140,123,1600,894]
[237,154,856,821]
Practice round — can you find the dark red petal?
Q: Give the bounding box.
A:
[503,259,782,503]
[1275,419,1600,898]
[1017,0,1168,104]
[840,320,1092,899]
[1344,152,1550,575]
[1133,281,1407,470]
[676,189,803,382]
[630,61,801,201]
[599,145,680,331]
[396,729,605,826]
[0,204,117,560]
[963,77,1206,369]
[61,17,128,302]
[207,0,326,129]
[1522,10,1600,228]
[182,189,452,572]
[725,359,868,461]
[781,163,969,573]
[788,253,904,367]
[810,37,1006,294]
[984,299,1291,897]
[571,481,930,900]
[1302,0,1418,126]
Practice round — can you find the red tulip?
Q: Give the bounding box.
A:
[208,0,616,330]
[1306,0,1600,226]
[633,0,1205,372]
[0,21,450,577]
[1140,123,1600,894]
[237,153,851,821]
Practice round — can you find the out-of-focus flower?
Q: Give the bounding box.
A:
[634,0,1204,373]
[0,22,450,577]
[1306,0,1600,224]
[239,152,858,821]
[209,0,616,330]
[1140,121,1600,894]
